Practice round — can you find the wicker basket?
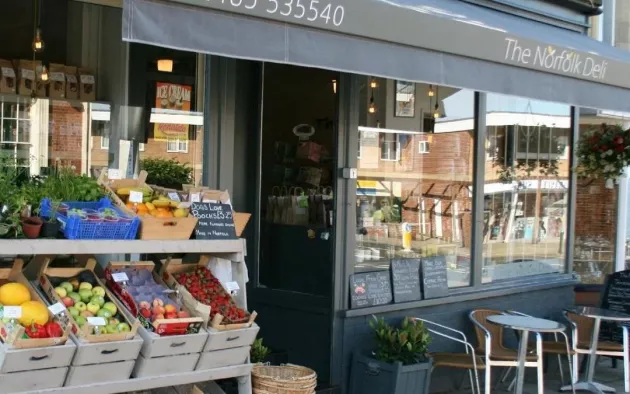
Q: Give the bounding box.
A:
[252,364,317,394]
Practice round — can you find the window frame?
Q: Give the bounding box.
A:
[418,140,430,154]
[101,136,109,150]
[380,133,400,161]
[166,138,188,153]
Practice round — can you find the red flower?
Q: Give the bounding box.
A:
[614,136,624,145]
[601,145,609,152]
[616,145,625,153]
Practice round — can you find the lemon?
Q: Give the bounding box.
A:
[174,208,187,218]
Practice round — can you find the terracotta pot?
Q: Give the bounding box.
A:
[22,217,43,239]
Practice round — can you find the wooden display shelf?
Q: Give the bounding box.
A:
[0,239,245,255]
[17,363,253,394]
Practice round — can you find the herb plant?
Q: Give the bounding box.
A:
[141,158,193,189]
[251,338,271,363]
[369,316,431,365]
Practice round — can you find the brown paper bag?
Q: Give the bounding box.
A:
[13,60,35,96]
[0,60,15,94]
[65,66,78,100]
[79,68,96,101]
[48,63,66,99]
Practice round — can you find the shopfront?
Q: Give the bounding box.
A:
[1,0,630,392]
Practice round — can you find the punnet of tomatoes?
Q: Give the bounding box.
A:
[173,267,249,324]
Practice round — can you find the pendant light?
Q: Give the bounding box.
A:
[433,86,440,119]
[369,92,376,114]
[40,65,48,81]
[428,85,434,97]
[157,59,173,72]
[332,79,337,94]
[370,80,378,89]
[32,1,45,53]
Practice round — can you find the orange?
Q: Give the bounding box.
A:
[156,211,173,218]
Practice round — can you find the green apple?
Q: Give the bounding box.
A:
[54,287,67,298]
[102,302,117,315]
[96,309,112,319]
[109,318,120,326]
[79,289,93,303]
[86,302,100,315]
[80,310,93,318]
[75,315,87,327]
[74,301,87,312]
[92,286,106,297]
[68,292,81,304]
[67,306,79,318]
[116,322,131,332]
[106,324,119,333]
[60,282,74,294]
[79,282,93,291]
[90,295,105,307]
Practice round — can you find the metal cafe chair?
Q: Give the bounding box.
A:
[564,310,630,392]
[469,309,539,394]
[414,317,483,394]
[503,310,575,392]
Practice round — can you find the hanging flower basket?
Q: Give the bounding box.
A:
[577,123,630,188]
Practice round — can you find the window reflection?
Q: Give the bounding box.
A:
[482,94,570,282]
[355,81,474,288]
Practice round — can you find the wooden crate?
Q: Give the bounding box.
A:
[0,340,75,373]
[0,366,68,393]
[69,333,143,365]
[0,259,72,349]
[65,360,135,386]
[196,346,251,370]
[132,352,201,378]
[38,258,140,343]
[204,324,259,352]
[104,261,204,336]
[98,170,198,240]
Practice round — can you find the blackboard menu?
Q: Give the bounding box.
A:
[421,256,449,299]
[599,270,630,342]
[391,259,422,303]
[190,202,237,240]
[349,271,393,309]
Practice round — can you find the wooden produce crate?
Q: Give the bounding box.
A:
[98,170,198,240]
[104,261,204,336]
[38,258,140,343]
[0,259,72,349]
[0,366,68,393]
[161,257,257,331]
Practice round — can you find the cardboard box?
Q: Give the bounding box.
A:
[78,68,95,101]
[38,258,140,343]
[13,60,35,96]
[48,63,66,99]
[65,66,78,100]
[0,259,71,349]
[0,60,15,94]
[33,60,47,98]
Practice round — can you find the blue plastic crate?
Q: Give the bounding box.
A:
[40,198,140,240]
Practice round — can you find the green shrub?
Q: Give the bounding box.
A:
[369,316,431,365]
[140,158,193,189]
[251,338,271,363]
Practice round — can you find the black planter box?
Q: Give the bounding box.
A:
[349,352,432,394]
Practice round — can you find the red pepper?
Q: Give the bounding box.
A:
[25,323,47,338]
[45,322,63,338]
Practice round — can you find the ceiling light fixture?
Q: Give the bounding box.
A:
[369,93,376,114]
[157,59,173,72]
[32,27,45,53]
[428,85,434,97]
[40,65,48,81]
[332,79,337,94]
[433,86,440,119]
[370,80,378,89]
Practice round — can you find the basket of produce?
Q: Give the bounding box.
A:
[252,364,317,394]
[38,258,139,343]
[161,257,256,330]
[0,259,71,349]
[104,261,203,336]
[39,198,140,240]
[98,170,198,240]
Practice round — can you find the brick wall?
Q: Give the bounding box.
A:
[49,101,84,172]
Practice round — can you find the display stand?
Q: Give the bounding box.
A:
[2,239,252,394]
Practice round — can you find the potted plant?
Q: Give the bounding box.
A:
[251,338,271,364]
[40,199,61,238]
[349,316,432,394]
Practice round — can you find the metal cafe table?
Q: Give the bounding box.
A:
[487,315,570,394]
[561,306,630,394]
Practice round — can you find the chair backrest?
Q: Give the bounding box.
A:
[567,311,595,344]
[469,309,504,353]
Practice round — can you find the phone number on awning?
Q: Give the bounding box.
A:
[212,0,345,27]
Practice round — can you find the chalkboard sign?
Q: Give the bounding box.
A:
[391,259,422,303]
[349,271,393,309]
[599,270,630,343]
[190,202,237,240]
[421,256,449,299]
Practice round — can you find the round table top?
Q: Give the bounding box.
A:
[487,315,566,333]
[569,306,630,322]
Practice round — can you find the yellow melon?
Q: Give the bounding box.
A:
[19,301,49,326]
[0,282,31,306]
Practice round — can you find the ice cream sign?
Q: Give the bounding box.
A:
[504,38,608,81]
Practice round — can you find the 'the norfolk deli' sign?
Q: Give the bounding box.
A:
[504,38,609,81]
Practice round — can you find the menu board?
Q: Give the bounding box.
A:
[190,202,237,240]
[599,270,630,342]
[421,256,449,299]
[349,271,393,309]
[391,259,422,303]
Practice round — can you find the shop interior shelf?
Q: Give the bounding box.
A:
[0,238,245,255]
[17,363,253,394]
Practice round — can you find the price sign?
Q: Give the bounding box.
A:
[48,302,66,316]
[112,272,129,282]
[87,317,107,326]
[107,168,121,180]
[225,281,240,293]
[190,202,237,240]
[129,191,144,203]
[168,192,181,202]
[190,193,201,203]
[3,306,22,319]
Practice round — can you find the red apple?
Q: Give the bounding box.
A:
[139,308,151,319]
[152,306,165,315]
[164,304,177,314]
[177,311,190,318]
[62,297,74,307]
[152,313,165,321]
[164,312,177,319]
[139,301,151,310]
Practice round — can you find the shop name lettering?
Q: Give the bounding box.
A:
[156,85,191,102]
[504,38,608,80]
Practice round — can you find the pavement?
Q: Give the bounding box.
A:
[439,356,627,394]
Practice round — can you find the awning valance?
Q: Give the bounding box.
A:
[123,0,630,112]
